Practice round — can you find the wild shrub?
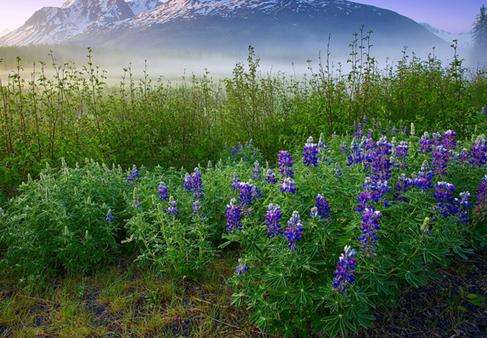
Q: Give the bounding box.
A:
[0,160,129,284]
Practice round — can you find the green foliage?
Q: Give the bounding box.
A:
[124,167,215,278]
[0,43,486,197]
[0,160,129,284]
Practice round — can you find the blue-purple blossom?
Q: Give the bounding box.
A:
[347,138,364,166]
[456,192,471,224]
[332,245,357,294]
[458,149,470,163]
[105,209,114,223]
[434,182,457,217]
[394,141,409,158]
[358,208,381,255]
[356,178,389,212]
[265,169,277,184]
[303,136,320,167]
[157,182,169,201]
[235,262,249,276]
[432,145,450,176]
[315,194,331,219]
[395,174,414,194]
[470,136,487,166]
[413,162,434,190]
[166,198,178,216]
[442,130,457,150]
[226,199,242,232]
[252,161,261,180]
[237,182,261,206]
[265,203,282,237]
[419,132,433,153]
[231,174,240,190]
[278,150,294,178]
[280,177,297,194]
[127,165,139,182]
[284,211,303,250]
[183,168,203,198]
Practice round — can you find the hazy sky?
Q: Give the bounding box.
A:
[0,0,485,33]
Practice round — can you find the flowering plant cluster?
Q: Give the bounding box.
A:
[1,129,486,336]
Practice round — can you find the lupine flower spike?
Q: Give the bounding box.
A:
[284,211,303,250]
[332,245,357,294]
[226,199,242,232]
[303,136,319,166]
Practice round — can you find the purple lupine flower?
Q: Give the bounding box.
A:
[158,182,169,201]
[252,161,261,180]
[434,182,457,217]
[413,162,434,190]
[303,136,320,167]
[226,199,242,232]
[237,182,260,206]
[362,131,376,151]
[315,194,331,219]
[332,245,357,294]
[470,136,487,166]
[183,168,203,198]
[127,165,139,182]
[375,136,393,156]
[280,177,297,194]
[278,150,294,177]
[358,208,381,255]
[192,168,203,198]
[442,130,457,150]
[183,173,193,191]
[265,203,282,237]
[456,192,471,224]
[231,174,240,190]
[356,177,390,212]
[105,209,114,223]
[394,141,409,158]
[458,149,470,163]
[166,198,178,216]
[432,145,450,175]
[265,169,277,184]
[432,132,442,146]
[192,200,201,214]
[347,138,364,166]
[395,174,414,193]
[419,132,433,153]
[435,181,456,203]
[235,262,249,276]
[284,211,303,250]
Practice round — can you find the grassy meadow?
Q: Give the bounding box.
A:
[0,43,486,337]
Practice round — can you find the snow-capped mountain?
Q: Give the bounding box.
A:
[126,0,166,15]
[421,23,473,49]
[0,0,446,57]
[0,0,134,45]
[0,29,10,38]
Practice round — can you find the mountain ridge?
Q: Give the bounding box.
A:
[0,0,447,58]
